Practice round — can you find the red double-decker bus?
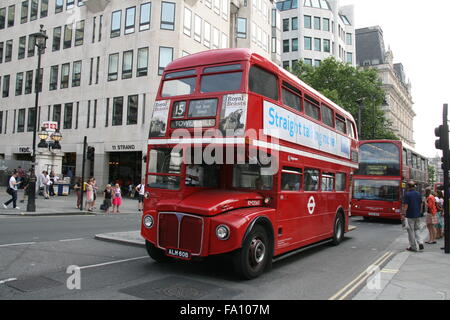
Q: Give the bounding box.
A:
[141,49,359,279]
[351,140,428,220]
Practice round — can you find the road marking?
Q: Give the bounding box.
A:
[0,278,17,285]
[59,238,85,242]
[79,256,148,270]
[0,241,36,248]
[329,251,393,300]
[381,268,399,274]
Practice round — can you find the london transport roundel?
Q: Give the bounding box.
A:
[307,196,316,215]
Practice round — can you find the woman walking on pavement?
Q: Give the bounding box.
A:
[425,188,438,244]
[73,177,82,209]
[112,183,122,214]
[85,179,95,212]
[434,190,444,239]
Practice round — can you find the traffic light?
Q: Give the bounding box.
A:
[87,146,95,161]
[435,125,448,150]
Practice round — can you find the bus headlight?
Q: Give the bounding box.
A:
[143,215,154,229]
[216,225,230,240]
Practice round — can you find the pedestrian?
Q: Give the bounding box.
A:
[112,183,122,214]
[135,179,146,211]
[3,171,21,210]
[103,184,112,214]
[19,170,30,203]
[435,190,444,239]
[73,177,82,209]
[91,177,98,210]
[425,188,438,244]
[401,181,424,252]
[17,166,25,188]
[85,179,94,212]
[44,171,52,199]
[49,171,56,196]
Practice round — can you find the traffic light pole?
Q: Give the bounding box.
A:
[80,136,87,211]
[443,104,450,254]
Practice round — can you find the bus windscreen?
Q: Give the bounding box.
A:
[355,142,400,176]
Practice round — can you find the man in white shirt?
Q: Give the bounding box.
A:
[3,171,21,209]
[135,179,146,211]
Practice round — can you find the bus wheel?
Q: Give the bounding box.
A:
[332,212,345,246]
[233,225,270,279]
[145,240,170,263]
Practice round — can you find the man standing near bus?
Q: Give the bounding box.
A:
[401,181,424,252]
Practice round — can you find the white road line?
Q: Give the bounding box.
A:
[0,278,17,285]
[79,256,148,270]
[59,238,85,242]
[0,241,36,248]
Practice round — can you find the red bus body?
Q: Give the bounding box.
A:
[141,49,359,278]
[351,140,428,220]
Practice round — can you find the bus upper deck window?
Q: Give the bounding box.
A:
[304,97,320,120]
[161,77,196,97]
[200,71,242,93]
[249,66,278,101]
[335,115,346,134]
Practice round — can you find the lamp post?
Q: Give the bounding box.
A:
[27,25,48,212]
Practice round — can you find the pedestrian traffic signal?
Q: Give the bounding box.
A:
[435,125,449,150]
[87,146,95,161]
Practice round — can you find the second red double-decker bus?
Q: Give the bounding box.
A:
[351,140,428,220]
[141,49,359,279]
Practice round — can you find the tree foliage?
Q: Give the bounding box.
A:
[290,58,398,141]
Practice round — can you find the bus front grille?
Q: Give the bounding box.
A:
[158,212,204,255]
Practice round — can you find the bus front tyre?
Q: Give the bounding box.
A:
[233,225,270,280]
[145,240,170,263]
[332,212,345,246]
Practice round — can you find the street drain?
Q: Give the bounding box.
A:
[119,276,239,300]
[7,276,62,293]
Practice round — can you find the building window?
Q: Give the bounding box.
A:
[161,2,175,30]
[183,7,191,36]
[203,21,211,48]
[86,100,91,128]
[61,63,70,88]
[30,0,38,21]
[53,104,61,129]
[98,15,103,41]
[89,57,93,85]
[41,0,49,18]
[304,36,311,50]
[221,0,228,20]
[158,46,173,75]
[28,35,36,57]
[292,38,298,51]
[96,56,100,84]
[304,58,312,66]
[0,111,3,134]
[75,20,84,46]
[5,40,13,62]
[72,60,82,87]
[63,103,73,129]
[323,18,330,31]
[37,68,43,93]
[346,33,352,45]
[50,65,58,90]
[21,1,29,24]
[292,17,298,30]
[75,102,79,129]
[221,33,228,49]
[27,108,35,132]
[108,53,119,81]
[8,5,15,28]
[314,16,320,30]
[323,39,330,53]
[283,39,289,53]
[66,0,75,10]
[137,47,148,77]
[127,95,138,125]
[17,109,26,133]
[282,61,289,70]
[25,70,33,94]
[55,0,63,14]
[0,42,3,63]
[346,52,353,64]
[18,36,26,59]
[122,50,133,79]
[1,75,9,98]
[112,97,123,126]
[314,59,321,67]
[52,26,61,51]
[282,18,289,32]
[140,2,151,31]
[15,72,24,96]
[314,38,321,51]
[125,6,136,34]
[304,15,311,29]
[93,100,97,128]
[237,17,247,38]
[105,98,109,127]
[213,27,219,49]
[111,10,121,38]
[64,24,73,49]
[194,15,202,42]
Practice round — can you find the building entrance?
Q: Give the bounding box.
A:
[108,151,142,195]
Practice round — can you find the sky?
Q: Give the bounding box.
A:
[340,0,450,158]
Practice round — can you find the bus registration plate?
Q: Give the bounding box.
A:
[368,212,380,217]
[166,248,191,260]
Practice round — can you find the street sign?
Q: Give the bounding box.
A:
[42,121,58,132]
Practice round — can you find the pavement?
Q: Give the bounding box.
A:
[354,222,450,300]
[0,186,142,216]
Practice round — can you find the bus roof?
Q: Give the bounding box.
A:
[164,48,356,125]
[360,140,425,158]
